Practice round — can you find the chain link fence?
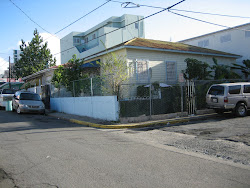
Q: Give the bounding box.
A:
[51,77,105,98]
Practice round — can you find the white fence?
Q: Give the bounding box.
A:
[50,96,119,121]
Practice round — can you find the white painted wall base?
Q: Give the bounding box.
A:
[50,96,119,121]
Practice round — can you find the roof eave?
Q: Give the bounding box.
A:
[125,45,241,59]
[22,68,56,81]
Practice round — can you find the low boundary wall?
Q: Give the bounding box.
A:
[50,96,119,121]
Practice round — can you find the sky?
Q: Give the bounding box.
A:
[0,0,249,74]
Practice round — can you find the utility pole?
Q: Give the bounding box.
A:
[9,56,11,89]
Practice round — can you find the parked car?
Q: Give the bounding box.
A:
[206,82,250,117]
[12,91,45,114]
[0,89,17,109]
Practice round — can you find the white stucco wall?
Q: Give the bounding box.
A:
[50,96,119,121]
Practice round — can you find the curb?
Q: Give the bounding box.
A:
[48,113,217,129]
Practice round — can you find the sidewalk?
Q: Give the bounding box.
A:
[47,110,217,129]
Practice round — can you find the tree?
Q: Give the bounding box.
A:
[51,54,86,96]
[231,59,250,79]
[14,29,56,78]
[182,58,212,80]
[211,57,240,79]
[97,52,131,98]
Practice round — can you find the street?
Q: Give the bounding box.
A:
[0,111,250,188]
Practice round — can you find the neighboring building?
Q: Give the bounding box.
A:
[13,49,21,63]
[21,67,57,87]
[2,63,20,82]
[61,14,145,64]
[180,22,250,65]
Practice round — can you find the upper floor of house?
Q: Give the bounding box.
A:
[60,14,145,64]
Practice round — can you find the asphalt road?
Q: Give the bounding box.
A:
[0,111,250,188]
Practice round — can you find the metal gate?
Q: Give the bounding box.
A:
[186,80,196,115]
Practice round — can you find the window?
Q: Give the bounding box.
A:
[244,85,250,93]
[198,39,209,47]
[229,85,241,94]
[20,93,41,101]
[245,31,250,38]
[135,22,139,29]
[220,34,231,43]
[84,37,88,44]
[166,61,177,82]
[136,60,148,82]
[92,34,96,39]
[208,86,224,96]
[73,38,80,43]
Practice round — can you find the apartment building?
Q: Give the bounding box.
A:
[60,14,145,64]
[180,23,250,65]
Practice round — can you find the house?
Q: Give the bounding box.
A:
[60,14,145,64]
[83,38,241,82]
[180,22,250,65]
[21,66,58,108]
[79,37,241,99]
[49,38,241,121]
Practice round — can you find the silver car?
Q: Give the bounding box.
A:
[12,91,45,114]
[206,82,250,117]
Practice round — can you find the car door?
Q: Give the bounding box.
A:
[243,84,250,108]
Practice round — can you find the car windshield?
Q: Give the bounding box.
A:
[208,86,224,95]
[20,93,41,101]
[2,89,16,94]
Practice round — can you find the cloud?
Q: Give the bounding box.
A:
[40,33,61,65]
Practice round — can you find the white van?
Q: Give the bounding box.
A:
[206,82,250,117]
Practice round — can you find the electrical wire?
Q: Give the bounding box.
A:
[9,0,111,43]
[9,0,52,34]
[108,1,250,32]
[54,0,186,56]
[170,9,250,19]
[169,10,250,32]
[43,0,112,42]
[108,0,250,19]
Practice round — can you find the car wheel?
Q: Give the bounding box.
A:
[235,103,247,117]
[17,106,21,114]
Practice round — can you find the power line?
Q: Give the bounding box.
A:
[170,9,250,19]
[9,0,52,34]
[54,0,186,56]
[56,0,112,35]
[43,0,112,42]
[108,0,250,19]
[169,10,250,32]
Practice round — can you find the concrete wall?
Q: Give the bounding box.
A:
[50,96,119,121]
